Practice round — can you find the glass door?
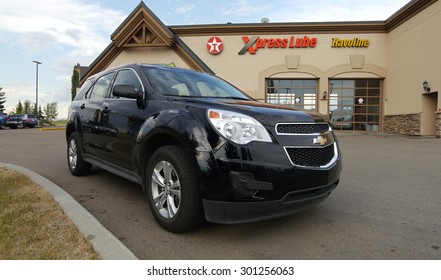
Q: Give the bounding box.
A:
[329,79,381,131]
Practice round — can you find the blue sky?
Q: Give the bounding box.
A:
[0,0,410,118]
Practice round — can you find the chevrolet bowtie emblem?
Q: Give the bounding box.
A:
[313,135,328,145]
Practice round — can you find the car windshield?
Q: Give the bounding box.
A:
[142,66,250,100]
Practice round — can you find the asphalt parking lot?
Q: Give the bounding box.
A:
[0,128,440,259]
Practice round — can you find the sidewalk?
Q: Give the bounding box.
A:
[0,162,138,260]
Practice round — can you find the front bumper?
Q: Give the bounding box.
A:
[196,122,342,224]
[203,182,337,224]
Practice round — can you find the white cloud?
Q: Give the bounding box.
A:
[176,4,196,14]
[0,0,125,55]
[266,0,411,22]
[0,0,128,117]
[220,0,271,17]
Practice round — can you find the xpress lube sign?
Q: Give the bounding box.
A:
[238,35,317,54]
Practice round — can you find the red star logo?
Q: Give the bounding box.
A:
[207,37,223,55]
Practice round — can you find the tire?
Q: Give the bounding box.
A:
[67,133,92,176]
[146,145,204,232]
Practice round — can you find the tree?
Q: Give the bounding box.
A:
[38,105,44,125]
[15,100,23,114]
[71,63,80,101]
[23,100,32,114]
[43,102,58,125]
[0,87,6,113]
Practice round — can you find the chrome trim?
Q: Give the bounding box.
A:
[283,143,339,169]
[275,122,332,135]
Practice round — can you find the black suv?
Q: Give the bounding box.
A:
[67,64,342,232]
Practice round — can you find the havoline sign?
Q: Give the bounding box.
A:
[239,35,317,54]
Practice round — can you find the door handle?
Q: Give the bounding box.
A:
[80,103,85,109]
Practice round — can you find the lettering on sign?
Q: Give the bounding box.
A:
[331,38,370,48]
[238,36,318,55]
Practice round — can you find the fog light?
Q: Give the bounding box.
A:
[229,171,273,198]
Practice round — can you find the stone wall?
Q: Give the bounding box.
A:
[383,114,421,136]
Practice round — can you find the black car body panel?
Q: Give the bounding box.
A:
[67,64,342,229]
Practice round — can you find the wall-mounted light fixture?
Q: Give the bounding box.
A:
[322,90,327,100]
[423,80,431,92]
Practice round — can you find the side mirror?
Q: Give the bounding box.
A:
[113,85,142,99]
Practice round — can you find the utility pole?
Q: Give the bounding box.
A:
[32,60,42,125]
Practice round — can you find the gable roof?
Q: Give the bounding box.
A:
[81,2,213,84]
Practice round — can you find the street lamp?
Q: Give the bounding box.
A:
[32,60,42,125]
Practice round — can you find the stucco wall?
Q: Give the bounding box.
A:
[386,1,441,135]
[181,33,389,101]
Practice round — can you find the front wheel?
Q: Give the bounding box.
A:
[67,133,92,176]
[146,145,203,232]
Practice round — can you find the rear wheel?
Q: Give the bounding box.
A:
[146,145,203,232]
[67,133,92,176]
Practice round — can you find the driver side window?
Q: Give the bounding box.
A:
[112,69,142,99]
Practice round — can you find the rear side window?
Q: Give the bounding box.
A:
[76,79,94,100]
[88,72,115,100]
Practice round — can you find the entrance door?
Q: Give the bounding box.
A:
[329,79,382,131]
[421,92,438,136]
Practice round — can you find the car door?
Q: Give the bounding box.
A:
[79,72,115,158]
[99,68,146,170]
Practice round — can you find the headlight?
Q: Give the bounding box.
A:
[207,109,272,145]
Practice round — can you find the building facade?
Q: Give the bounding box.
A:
[81,0,441,136]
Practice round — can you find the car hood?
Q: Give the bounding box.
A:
[179,98,327,126]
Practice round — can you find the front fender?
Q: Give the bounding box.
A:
[136,110,212,153]
[134,111,219,195]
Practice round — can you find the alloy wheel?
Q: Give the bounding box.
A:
[150,160,181,219]
[68,138,78,170]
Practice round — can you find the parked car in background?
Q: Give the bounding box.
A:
[67,64,342,232]
[21,114,38,128]
[5,114,23,129]
[0,112,7,129]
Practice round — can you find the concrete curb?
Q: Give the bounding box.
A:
[0,162,138,260]
[38,127,66,131]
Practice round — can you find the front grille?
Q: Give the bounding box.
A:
[285,144,335,167]
[276,123,330,134]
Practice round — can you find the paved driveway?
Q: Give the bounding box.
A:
[0,128,440,259]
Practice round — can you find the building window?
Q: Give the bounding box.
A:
[329,79,381,131]
[266,79,317,111]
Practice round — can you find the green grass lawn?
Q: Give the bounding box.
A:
[0,167,99,260]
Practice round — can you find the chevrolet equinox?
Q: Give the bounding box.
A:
[66,64,342,232]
